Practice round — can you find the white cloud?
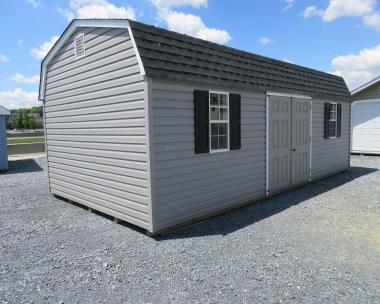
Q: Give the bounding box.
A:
[155,7,231,44]
[31,36,59,60]
[11,73,40,85]
[301,6,323,18]
[60,0,136,21]
[0,88,39,109]
[259,36,274,45]
[301,0,376,21]
[0,54,10,62]
[330,44,380,89]
[57,7,75,21]
[151,0,230,44]
[151,0,207,8]
[283,57,294,63]
[25,0,41,8]
[363,12,380,31]
[323,0,376,21]
[282,0,295,11]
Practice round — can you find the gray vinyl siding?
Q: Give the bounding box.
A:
[352,82,380,101]
[0,116,7,171]
[44,27,152,230]
[150,81,266,231]
[311,99,350,179]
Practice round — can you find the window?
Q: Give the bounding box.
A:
[74,33,85,59]
[329,102,337,138]
[209,92,229,152]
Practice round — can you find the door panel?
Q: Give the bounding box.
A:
[268,96,311,194]
[291,98,310,185]
[268,96,292,192]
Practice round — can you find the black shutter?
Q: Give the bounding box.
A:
[337,103,342,138]
[229,93,241,150]
[194,90,209,154]
[324,103,331,139]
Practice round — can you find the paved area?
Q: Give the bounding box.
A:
[0,156,379,303]
[7,153,46,161]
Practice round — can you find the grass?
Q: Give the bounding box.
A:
[7,137,45,145]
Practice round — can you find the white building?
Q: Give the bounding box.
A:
[351,77,380,155]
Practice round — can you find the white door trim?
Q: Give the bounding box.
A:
[266,92,313,194]
[267,91,312,100]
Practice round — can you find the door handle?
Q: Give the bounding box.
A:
[292,148,296,152]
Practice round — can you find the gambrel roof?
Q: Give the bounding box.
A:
[129,20,351,101]
[39,19,351,101]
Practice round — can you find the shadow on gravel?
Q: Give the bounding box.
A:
[5,159,44,174]
[155,166,377,240]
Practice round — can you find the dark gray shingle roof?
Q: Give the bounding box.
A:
[129,20,351,101]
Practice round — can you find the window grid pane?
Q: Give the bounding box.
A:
[209,92,229,151]
[329,121,337,137]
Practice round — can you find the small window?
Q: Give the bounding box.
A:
[329,102,337,138]
[209,92,229,152]
[74,33,85,59]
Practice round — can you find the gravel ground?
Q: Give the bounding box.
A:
[0,156,379,303]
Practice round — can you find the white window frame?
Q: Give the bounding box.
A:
[209,91,230,153]
[74,33,86,60]
[329,102,337,139]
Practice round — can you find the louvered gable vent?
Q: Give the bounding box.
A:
[74,33,85,59]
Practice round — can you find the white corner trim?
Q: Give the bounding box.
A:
[39,19,145,101]
[265,94,269,196]
[351,76,380,95]
[309,99,313,182]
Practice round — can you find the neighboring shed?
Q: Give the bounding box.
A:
[39,19,352,234]
[0,106,10,172]
[351,76,380,154]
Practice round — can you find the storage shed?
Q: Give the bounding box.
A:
[39,19,352,234]
[0,105,10,172]
[351,76,380,154]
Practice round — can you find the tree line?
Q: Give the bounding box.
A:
[7,106,44,130]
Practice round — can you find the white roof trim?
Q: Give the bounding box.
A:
[351,76,380,95]
[39,19,146,101]
[352,98,380,105]
[0,105,10,116]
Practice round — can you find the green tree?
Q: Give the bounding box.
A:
[16,110,24,130]
[29,118,37,130]
[23,118,30,130]
[6,121,14,130]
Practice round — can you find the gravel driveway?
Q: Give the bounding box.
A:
[1,155,379,303]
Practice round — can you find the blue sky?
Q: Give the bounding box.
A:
[1,0,380,109]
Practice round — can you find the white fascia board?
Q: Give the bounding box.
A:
[351,76,380,95]
[39,19,146,102]
[352,98,380,105]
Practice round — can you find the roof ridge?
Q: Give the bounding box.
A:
[351,75,380,95]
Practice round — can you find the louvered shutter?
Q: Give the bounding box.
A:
[337,103,342,137]
[194,90,209,153]
[324,103,331,139]
[229,93,241,150]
